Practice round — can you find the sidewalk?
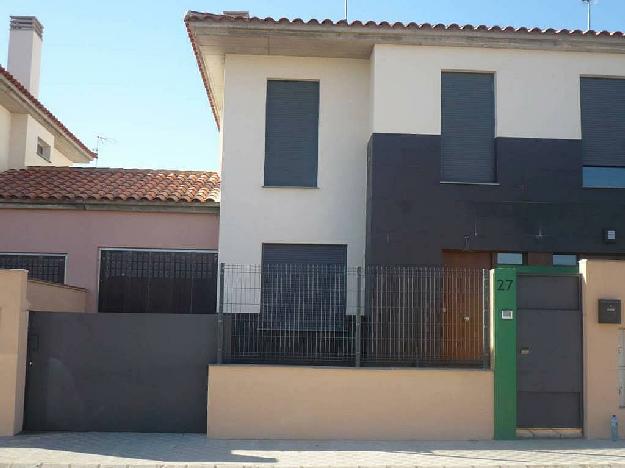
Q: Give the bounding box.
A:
[3,433,625,467]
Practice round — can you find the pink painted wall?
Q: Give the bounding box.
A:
[0,208,219,312]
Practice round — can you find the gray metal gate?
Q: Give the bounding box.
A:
[24,312,221,433]
[516,274,582,428]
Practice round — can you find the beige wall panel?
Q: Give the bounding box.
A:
[208,365,493,440]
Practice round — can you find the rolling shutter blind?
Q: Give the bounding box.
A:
[581,78,625,167]
[261,244,347,331]
[262,244,346,265]
[441,72,495,183]
[264,80,319,187]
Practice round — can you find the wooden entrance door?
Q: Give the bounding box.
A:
[441,251,492,364]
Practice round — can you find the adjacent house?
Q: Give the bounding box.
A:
[0,15,221,314]
[1,17,95,170]
[0,167,220,313]
[186,11,625,271]
[184,11,625,440]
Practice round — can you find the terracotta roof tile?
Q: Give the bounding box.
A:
[185,12,625,129]
[0,65,96,160]
[0,167,220,204]
[184,11,625,38]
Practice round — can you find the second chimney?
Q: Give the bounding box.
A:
[8,16,43,97]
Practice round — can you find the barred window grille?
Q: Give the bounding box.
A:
[0,254,65,283]
[98,249,218,314]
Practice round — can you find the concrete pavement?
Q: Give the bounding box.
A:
[3,433,625,467]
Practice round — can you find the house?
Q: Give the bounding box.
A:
[0,13,225,436]
[186,11,625,271]
[184,11,625,441]
[1,16,95,170]
[0,166,220,313]
[0,15,221,314]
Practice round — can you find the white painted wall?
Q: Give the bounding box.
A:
[218,44,625,271]
[5,112,72,169]
[7,28,42,98]
[219,55,370,267]
[0,105,11,172]
[371,44,625,139]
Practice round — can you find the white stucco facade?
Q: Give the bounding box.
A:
[371,44,625,139]
[0,105,10,172]
[219,55,370,267]
[213,39,625,267]
[0,108,73,171]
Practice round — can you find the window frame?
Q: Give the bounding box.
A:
[263,79,321,188]
[495,252,525,266]
[36,137,51,162]
[260,243,348,331]
[440,70,497,184]
[582,166,625,189]
[580,76,625,179]
[552,254,578,266]
[0,252,67,283]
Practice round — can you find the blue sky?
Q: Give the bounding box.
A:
[0,0,622,171]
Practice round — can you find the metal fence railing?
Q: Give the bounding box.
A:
[217,264,489,368]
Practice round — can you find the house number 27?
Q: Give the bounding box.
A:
[496,279,513,291]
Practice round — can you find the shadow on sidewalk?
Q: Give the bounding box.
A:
[2,433,625,465]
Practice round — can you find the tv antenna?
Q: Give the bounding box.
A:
[93,135,116,167]
[581,0,597,31]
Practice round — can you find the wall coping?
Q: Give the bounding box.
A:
[27,278,88,292]
[210,364,493,373]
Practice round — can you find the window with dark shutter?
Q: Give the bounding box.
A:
[264,80,319,187]
[0,253,65,283]
[581,78,625,188]
[261,243,347,331]
[441,72,496,183]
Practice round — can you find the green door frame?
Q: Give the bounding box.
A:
[492,265,579,440]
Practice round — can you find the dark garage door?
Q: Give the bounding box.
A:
[516,274,582,428]
[24,312,221,433]
[98,249,218,314]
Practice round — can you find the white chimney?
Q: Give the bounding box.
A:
[7,16,43,98]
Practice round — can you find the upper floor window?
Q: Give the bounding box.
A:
[264,80,319,187]
[441,72,495,183]
[36,138,51,162]
[581,77,625,188]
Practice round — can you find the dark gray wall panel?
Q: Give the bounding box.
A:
[24,312,223,433]
[366,133,625,266]
[581,77,625,167]
[441,72,495,183]
[264,80,319,187]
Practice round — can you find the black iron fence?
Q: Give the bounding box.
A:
[217,264,489,368]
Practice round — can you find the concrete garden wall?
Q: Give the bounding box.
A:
[207,364,494,440]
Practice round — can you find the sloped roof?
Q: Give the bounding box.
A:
[0,65,96,160]
[185,11,625,38]
[0,167,220,204]
[185,11,625,129]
